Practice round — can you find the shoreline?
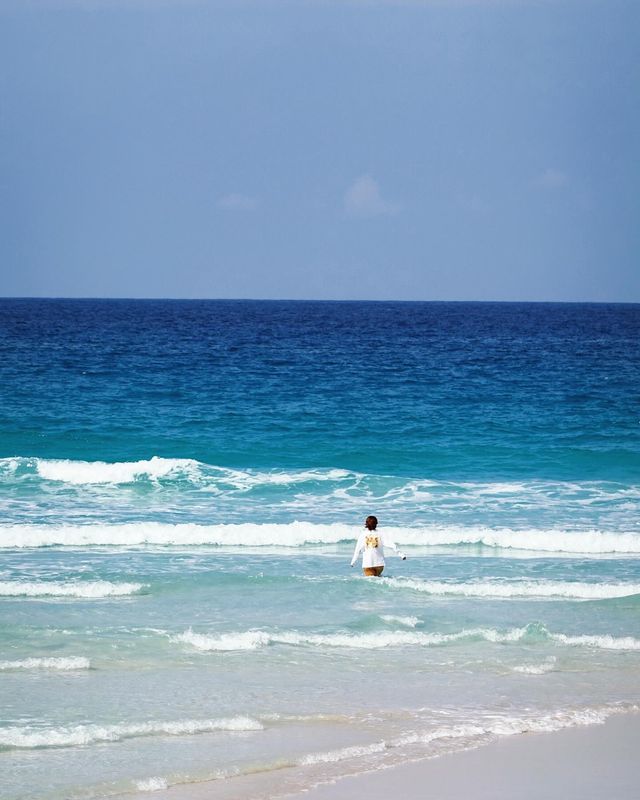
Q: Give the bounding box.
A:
[289,711,640,800]
[119,711,640,800]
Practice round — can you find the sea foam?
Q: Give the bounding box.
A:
[379,614,421,627]
[0,716,263,750]
[381,577,640,599]
[175,626,533,651]
[2,521,640,553]
[135,777,169,792]
[0,580,145,598]
[174,624,640,652]
[0,657,90,671]
[549,633,640,650]
[512,661,556,675]
[10,456,351,488]
[34,456,199,485]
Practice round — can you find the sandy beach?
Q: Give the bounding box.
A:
[292,712,640,800]
[118,712,640,800]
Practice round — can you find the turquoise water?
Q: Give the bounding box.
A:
[1,300,639,799]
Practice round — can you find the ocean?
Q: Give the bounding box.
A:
[1,299,639,799]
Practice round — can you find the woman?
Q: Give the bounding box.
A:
[350,515,406,576]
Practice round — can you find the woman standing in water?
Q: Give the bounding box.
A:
[350,515,406,576]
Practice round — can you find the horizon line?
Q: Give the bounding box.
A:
[1,296,638,306]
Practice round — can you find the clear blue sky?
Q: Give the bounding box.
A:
[0,0,638,301]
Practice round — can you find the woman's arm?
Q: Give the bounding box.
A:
[382,534,406,560]
[350,534,365,566]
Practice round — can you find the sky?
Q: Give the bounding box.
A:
[0,0,638,301]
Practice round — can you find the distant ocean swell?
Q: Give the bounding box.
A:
[2,521,639,553]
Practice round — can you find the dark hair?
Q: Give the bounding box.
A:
[365,515,378,531]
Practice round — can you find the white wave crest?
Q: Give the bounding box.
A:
[135,778,169,792]
[34,456,199,485]
[379,615,421,627]
[550,633,640,650]
[299,741,387,765]
[0,657,90,671]
[393,526,640,554]
[2,521,640,553]
[0,580,145,598]
[381,577,640,600]
[512,661,556,675]
[175,630,271,651]
[9,457,637,509]
[0,716,263,750]
[20,456,352,488]
[175,626,532,652]
[175,624,640,653]
[394,707,622,746]
[0,522,354,549]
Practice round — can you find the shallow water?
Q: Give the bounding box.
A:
[1,300,639,799]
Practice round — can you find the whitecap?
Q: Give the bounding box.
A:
[0,716,263,750]
[34,456,199,485]
[174,626,532,652]
[512,657,556,675]
[381,577,640,600]
[299,741,387,765]
[0,580,145,598]
[379,614,421,627]
[2,521,640,553]
[135,777,169,791]
[174,629,271,651]
[0,657,90,671]
[550,632,640,650]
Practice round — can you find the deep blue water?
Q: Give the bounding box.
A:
[2,299,638,479]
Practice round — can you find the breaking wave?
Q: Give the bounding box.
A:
[135,777,169,792]
[0,580,145,598]
[174,625,535,652]
[34,457,199,485]
[550,633,640,650]
[0,657,90,671]
[0,716,263,750]
[2,521,640,554]
[512,660,556,675]
[379,614,421,627]
[2,457,639,539]
[381,577,640,600]
[174,624,640,652]
[1,456,351,488]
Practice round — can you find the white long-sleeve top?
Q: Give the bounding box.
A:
[350,530,406,568]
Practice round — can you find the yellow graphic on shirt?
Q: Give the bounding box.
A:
[365,535,380,549]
